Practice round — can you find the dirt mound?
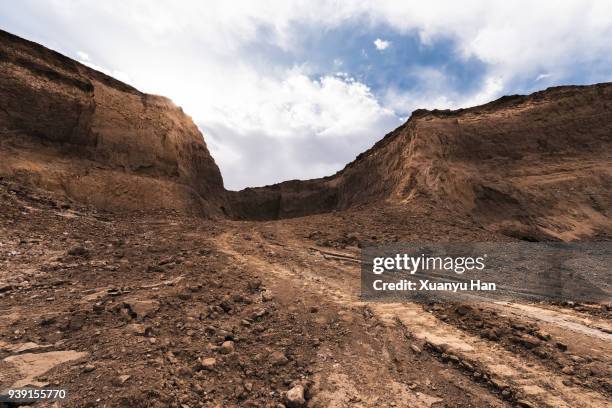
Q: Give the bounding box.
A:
[0,30,225,217]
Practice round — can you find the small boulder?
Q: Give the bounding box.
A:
[126,323,146,336]
[269,351,289,366]
[285,385,306,408]
[68,246,89,257]
[220,340,235,354]
[112,374,131,386]
[201,357,217,370]
[123,299,160,320]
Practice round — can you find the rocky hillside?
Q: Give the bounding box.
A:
[0,30,225,216]
[229,85,612,241]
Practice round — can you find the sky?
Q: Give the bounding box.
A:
[2,1,612,190]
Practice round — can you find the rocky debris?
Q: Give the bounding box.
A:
[269,351,289,366]
[220,340,235,354]
[285,384,306,408]
[67,246,89,257]
[200,357,217,370]
[126,323,147,336]
[534,330,551,341]
[123,299,159,319]
[112,374,131,386]
[247,279,262,292]
[0,283,14,293]
[410,344,422,354]
[515,335,541,349]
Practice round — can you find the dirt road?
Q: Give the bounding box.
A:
[0,183,610,407]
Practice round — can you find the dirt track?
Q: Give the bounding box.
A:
[1,183,610,408]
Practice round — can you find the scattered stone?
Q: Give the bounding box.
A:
[570,355,584,363]
[490,378,508,390]
[67,246,89,257]
[200,357,217,370]
[92,301,105,313]
[410,344,421,354]
[220,340,235,354]
[247,279,262,291]
[534,331,551,341]
[0,283,14,293]
[112,374,131,386]
[561,366,574,375]
[39,316,56,326]
[517,335,541,349]
[285,385,305,408]
[262,291,274,302]
[455,305,471,316]
[269,351,289,366]
[461,361,475,371]
[83,364,96,373]
[126,323,146,336]
[556,342,568,352]
[123,299,160,319]
[484,329,499,341]
[251,309,268,320]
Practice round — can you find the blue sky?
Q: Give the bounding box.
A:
[1,1,611,189]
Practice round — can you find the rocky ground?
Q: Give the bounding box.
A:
[0,181,610,408]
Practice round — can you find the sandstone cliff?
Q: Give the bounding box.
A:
[0,29,225,216]
[229,85,612,240]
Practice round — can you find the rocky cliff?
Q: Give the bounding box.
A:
[0,29,225,216]
[229,85,612,240]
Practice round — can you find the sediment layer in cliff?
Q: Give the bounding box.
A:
[0,29,225,216]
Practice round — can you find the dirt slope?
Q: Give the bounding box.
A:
[0,183,609,407]
[0,30,225,217]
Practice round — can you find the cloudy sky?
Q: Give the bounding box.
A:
[2,1,612,189]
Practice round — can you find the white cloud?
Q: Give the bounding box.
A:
[76,54,132,85]
[76,51,90,61]
[2,1,611,188]
[535,73,552,81]
[373,38,390,50]
[202,71,399,188]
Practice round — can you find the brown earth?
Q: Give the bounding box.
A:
[0,30,611,408]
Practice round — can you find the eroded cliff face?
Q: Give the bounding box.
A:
[1,30,610,239]
[0,30,225,216]
[229,85,612,240]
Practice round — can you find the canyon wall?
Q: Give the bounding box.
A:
[1,30,610,239]
[228,85,612,240]
[0,29,226,216]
